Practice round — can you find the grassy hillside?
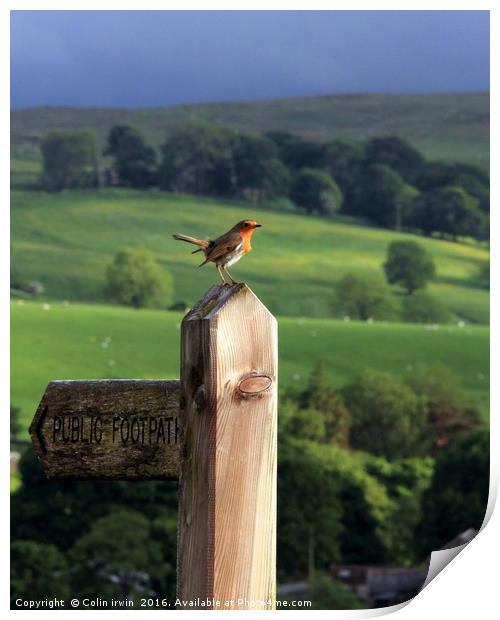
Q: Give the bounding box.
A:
[11,92,489,166]
[11,188,489,323]
[11,300,489,435]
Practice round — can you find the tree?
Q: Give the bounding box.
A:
[323,139,365,199]
[279,400,326,443]
[280,364,350,447]
[261,158,291,200]
[308,573,365,610]
[279,440,433,567]
[11,540,70,606]
[69,510,174,602]
[405,364,482,453]
[383,241,436,294]
[280,438,423,566]
[350,164,418,229]
[266,131,326,170]
[106,248,173,309]
[278,440,343,578]
[447,164,490,214]
[11,447,179,552]
[411,186,488,240]
[364,136,424,183]
[159,121,233,195]
[299,362,350,447]
[41,131,98,191]
[406,363,460,405]
[361,454,434,564]
[104,125,157,187]
[11,446,179,602]
[291,168,343,215]
[335,273,399,321]
[341,370,429,460]
[231,133,289,201]
[416,429,489,558]
[415,161,490,214]
[402,291,451,324]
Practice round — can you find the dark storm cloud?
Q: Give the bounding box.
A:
[10,10,489,108]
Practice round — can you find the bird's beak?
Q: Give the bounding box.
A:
[254,223,262,228]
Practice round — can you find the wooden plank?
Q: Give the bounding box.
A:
[177,283,277,610]
[29,380,180,480]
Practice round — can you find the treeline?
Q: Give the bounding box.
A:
[39,121,490,241]
[278,361,488,577]
[11,361,488,608]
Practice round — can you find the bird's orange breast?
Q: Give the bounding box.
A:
[241,229,254,254]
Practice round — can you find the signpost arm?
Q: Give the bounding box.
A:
[29,380,180,480]
[177,283,278,610]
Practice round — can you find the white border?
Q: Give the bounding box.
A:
[4,3,495,618]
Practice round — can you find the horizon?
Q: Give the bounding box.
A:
[10,89,490,112]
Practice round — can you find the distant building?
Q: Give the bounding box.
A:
[276,580,309,600]
[329,564,427,607]
[278,528,479,609]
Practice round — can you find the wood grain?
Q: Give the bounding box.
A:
[29,380,180,480]
[177,284,277,610]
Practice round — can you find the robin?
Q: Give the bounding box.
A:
[173,219,262,284]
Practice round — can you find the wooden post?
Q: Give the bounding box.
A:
[177,284,277,610]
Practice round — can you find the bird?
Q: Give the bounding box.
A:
[173,219,262,285]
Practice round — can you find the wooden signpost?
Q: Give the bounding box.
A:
[29,283,277,610]
[29,380,180,480]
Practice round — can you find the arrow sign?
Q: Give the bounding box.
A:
[29,380,180,480]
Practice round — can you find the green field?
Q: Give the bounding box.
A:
[11,188,489,323]
[11,185,490,435]
[11,92,489,166]
[11,300,489,436]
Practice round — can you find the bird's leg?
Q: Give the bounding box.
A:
[216,264,227,285]
[223,265,239,285]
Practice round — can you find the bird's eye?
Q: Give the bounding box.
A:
[244,223,249,227]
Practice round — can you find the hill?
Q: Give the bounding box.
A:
[11,300,490,434]
[10,188,490,324]
[11,92,489,168]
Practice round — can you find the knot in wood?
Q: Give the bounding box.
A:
[238,374,273,395]
[194,385,206,413]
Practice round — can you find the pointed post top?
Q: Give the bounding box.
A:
[183,283,274,322]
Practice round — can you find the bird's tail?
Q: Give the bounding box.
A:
[172,234,210,253]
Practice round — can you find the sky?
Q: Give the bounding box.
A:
[10,10,490,109]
